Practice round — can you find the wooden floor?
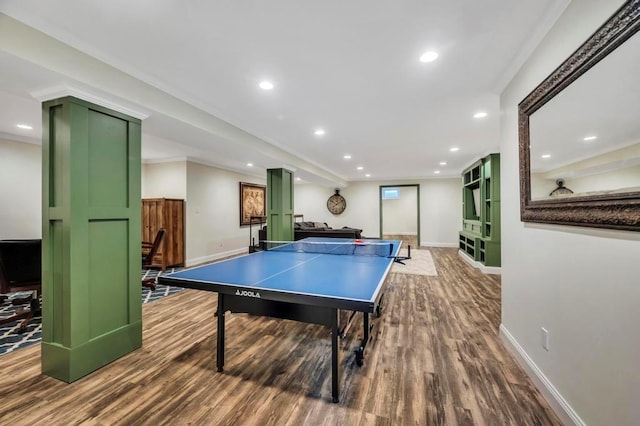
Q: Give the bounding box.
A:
[0,248,561,425]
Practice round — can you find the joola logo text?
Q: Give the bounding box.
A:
[235,289,261,298]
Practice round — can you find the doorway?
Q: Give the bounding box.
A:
[379,184,420,248]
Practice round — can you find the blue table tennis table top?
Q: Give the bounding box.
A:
[160,237,402,307]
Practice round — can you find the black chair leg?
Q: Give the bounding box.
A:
[142,279,157,291]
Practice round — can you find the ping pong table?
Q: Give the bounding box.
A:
[157,237,402,403]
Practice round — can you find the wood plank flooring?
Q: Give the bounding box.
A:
[0,248,561,425]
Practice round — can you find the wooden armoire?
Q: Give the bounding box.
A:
[142,198,185,270]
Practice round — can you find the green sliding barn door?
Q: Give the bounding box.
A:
[41,96,142,382]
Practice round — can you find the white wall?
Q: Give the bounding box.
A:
[419,178,462,246]
[185,162,266,265]
[142,161,188,199]
[500,1,640,425]
[382,186,418,235]
[294,178,460,247]
[0,138,41,239]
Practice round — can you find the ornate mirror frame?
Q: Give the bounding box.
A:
[519,0,640,231]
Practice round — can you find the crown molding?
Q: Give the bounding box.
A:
[30,85,150,120]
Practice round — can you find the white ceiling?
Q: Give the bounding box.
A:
[0,0,569,186]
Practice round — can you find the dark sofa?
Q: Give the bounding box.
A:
[258,221,362,243]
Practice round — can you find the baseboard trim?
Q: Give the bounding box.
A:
[421,242,458,248]
[499,324,585,426]
[384,232,418,236]
[457,250,502,274]
[186,247,247,267]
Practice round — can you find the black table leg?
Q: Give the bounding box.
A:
[331,308,340,403]
[217,294,225,372]
[355,312,370,366]
[363,312,370,344]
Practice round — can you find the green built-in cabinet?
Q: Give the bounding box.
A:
[459,153,500,267]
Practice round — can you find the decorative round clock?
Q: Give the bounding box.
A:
[327,189,346,215]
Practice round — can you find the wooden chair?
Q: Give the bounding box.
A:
[0,239,42,330]
[142,228,165,290]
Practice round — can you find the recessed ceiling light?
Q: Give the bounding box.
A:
[314,129,325,136]
[449,147,459,152]
[365,174,371,178]
[541,154,551,159]
[473,112,488,119]
[247,163,254,167]
[357,166,364,171]
[583,135,597,141]
[296,177,301,181]
[419,51,439,63]
[434,170,441,174]
[16,124,33,130]
[343,155,352,160]
[439,161,447,166]
[259,81,274,90]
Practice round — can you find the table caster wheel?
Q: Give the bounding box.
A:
[355,347,364,366]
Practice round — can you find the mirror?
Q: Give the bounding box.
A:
[519,0,640,231]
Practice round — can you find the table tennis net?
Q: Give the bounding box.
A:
[263,240,393,257]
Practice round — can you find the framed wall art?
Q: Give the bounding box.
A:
[239,182,266,226]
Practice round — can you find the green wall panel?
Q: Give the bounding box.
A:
[41,96,142,382]
[47,220,68,345]
[49,104,66,207]
[88,220,129,338]
[88,110,129,208]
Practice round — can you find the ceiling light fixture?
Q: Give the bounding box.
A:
[541,154,551,159]
[314,129,325,136]
[473,112,488,119]
[247,163,254,167]
[439,161,447,166]
[419,51,439,63]
[259,81,274,90]
[296,177,301,181]
[434,170,441,174]
[365,174,371,178]
[583,135,597,141]
[343,155,352,160]
[449,147,459,152]
[16,124,33,130]
[357,166,363,171]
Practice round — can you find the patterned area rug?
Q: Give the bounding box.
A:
[391,248,438,276]
[0,268,183,356]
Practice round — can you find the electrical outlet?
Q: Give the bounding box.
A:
[541,327,549,351]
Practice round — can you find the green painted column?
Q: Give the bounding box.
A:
[41,96,142,382]
[266,168,294,242]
